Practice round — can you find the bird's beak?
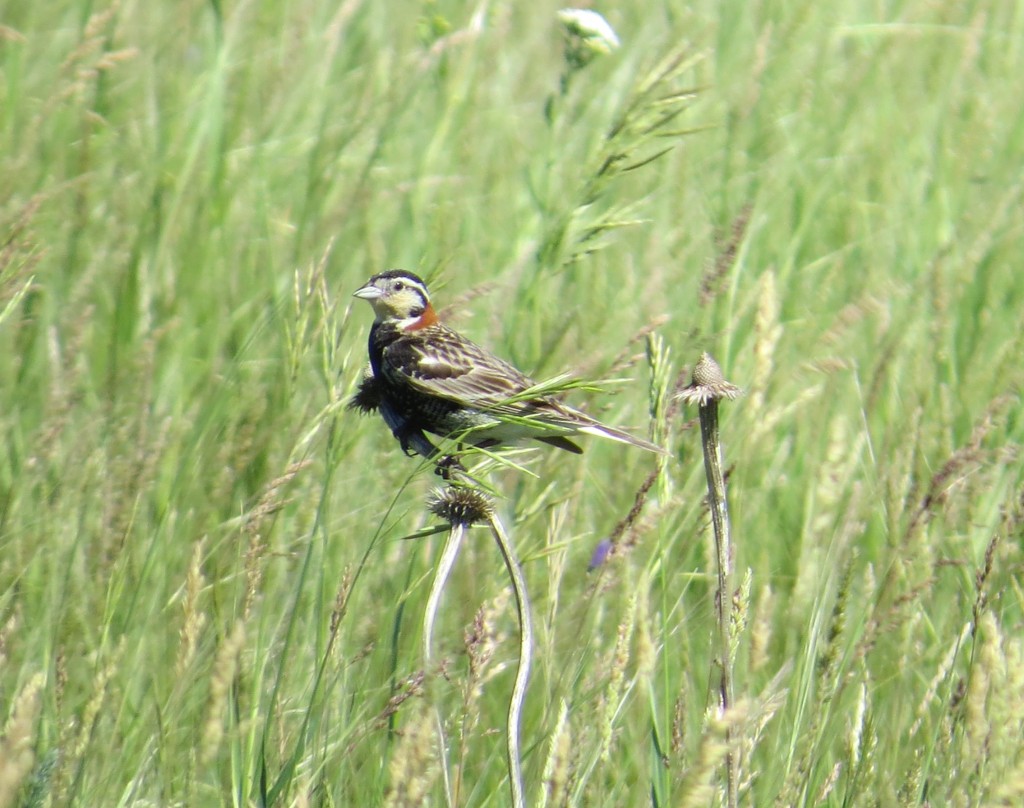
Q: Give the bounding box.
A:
[353,283,382,301]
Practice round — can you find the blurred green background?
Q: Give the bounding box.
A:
[1,1,1022,805]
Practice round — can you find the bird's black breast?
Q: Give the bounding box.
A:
[369,321,423,379]
[367,321,389,378]
[367,321,460,428]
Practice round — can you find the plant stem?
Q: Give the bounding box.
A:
[680,354,741,807]
[488,509,532,808]
[423,520,465,807]
[698,397,737,808]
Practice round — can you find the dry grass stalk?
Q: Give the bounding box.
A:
[0,673,45,808]
[461,591,511,714]
[898,750,926,808]
[368,672,426,734]
[48,4,137,111]
[0,607,20,669]
[646,332,674,498]
[749,584,774,673]
[749,268,780,414]
[50,640,123,804]
[910,621,972,738]
[599,315,671,379]
[927,599,1022,804]
[700,205,751,307]
[858,400,1005,667]
[538,700,572,808]
[634,583,656,679]
[990,623,1024,803]
[677,701,750,808]
[662,359,691,414]
[201,620,247,763]
[69,639,124,763]
[671,684,688,763]
[777,558,854,806]
[972,534,998,626]
[906,398,1001,538]
[542,502,570,662]
[791,417,864,620]
[176,538,208,678]
[435,280,500,323]
[0,196,43,303]
[384,707,440,808]
[329,564,355,641]
[847,675,870,773]
[994,765,1024,806]
[817,556,854,688]
[604,468,659,559]
[243,460,314,534]
[241,460,314,618]
[749,383,823,442]
[598,592,637,763]
[286,241,335,383]
[53,648,67,729]
[737,673,789,790]
[965,610,1009,769]
[731,570,751,670]
[813,762,843,804]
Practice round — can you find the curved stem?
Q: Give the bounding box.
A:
[423,521,466,807]
[423,522,466,665]
[488,510,532,808]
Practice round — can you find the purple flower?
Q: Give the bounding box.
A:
[588,539,613,571]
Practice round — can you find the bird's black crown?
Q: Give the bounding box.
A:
[370,269,429,288]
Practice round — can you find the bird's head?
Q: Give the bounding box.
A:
[353,270,438,329]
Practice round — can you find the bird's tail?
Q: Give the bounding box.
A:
[577,423,668,454]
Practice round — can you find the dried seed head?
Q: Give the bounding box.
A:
[427,486,493,525]
[677,353,742,406]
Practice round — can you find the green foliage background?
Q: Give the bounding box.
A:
[1,1,1022,805]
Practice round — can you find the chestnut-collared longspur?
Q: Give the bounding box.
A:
[352,269,664,461]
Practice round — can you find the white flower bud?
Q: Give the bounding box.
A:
[557,8,620,70]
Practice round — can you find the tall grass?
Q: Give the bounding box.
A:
[1,1,1022,805]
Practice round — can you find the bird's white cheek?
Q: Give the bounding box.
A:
[398,315,426,331]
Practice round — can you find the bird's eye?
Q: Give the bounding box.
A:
[394,281,404,291]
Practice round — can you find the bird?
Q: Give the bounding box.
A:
[352,269,664,466]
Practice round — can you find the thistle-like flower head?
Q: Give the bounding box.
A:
[427,486,494,526]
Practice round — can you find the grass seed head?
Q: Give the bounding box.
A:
[384,707,439,808]
[540,700,572,808]
[0,673,45,808]
[201,621,247,764]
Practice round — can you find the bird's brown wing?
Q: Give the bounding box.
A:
[380,325,532,403]
[382,324,545,407]
[383,324,666,453]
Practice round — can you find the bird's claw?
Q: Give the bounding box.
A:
[434,455,465,481]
